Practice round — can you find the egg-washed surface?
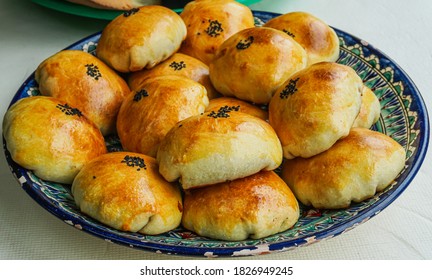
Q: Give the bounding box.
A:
[3,11,428,257]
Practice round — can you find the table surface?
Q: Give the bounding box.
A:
[0,0,431,260]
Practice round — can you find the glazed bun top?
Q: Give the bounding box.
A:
[281,128,406,209]
[96,5,186,72]
[179,0,255,65]
[182,170,299,241]
[269,62,363,159]
[209,27,308,104]
[35,50,130,136]
[264,11,340,66]
[117,75,209,157]
[128,53,219,99]
[2,96,107,184]
[72,152,183,235]
[157,109,283,189]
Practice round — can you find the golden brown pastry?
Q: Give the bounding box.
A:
[66,0,161,10]
[96,5,186,72]
[72,152,183,234]
[281,128,406,209]
[117,75,209,157]
[182,171,299,241]
[264,11,340,66]
[157,110,282,189]
[128,53,219,99]
[269,62,363,159]
[35,50,130,136]
[2,96,107,184]
[179,0,255,65]
[209,27,308,104]
[205,96,268,121]
[352,86,381,128]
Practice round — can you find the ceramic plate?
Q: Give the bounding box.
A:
[3,11,429,257]
[32,0,262,20]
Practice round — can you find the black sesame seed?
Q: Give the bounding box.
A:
[121,155,146,171]
[280,78,300,99]
[123,8,139,17]
[205,19,224,37]
[169,61,186,71]
[207,105,240,118]
[133,89,149,102]
[85,63,102,80]
[236,36,254,50]
[56,103,83,117]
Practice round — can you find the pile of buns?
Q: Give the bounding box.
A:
[3,1,406,241]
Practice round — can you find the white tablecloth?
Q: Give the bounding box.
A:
[0,0,430,260]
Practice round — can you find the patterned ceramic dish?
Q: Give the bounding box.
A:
[3,11,429,257]
[32,0,262,20]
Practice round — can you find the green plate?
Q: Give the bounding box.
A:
[32,0,262,21]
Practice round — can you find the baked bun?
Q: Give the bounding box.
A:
[35,50,130,136]
[206,97,268,121]
[66,0,161,10]
[209,27,308,104]
[264,11,340,66]
[2,96,107,184]
[96,6,187,72]
[269,62,363,159]
[157,110,283,189]
[128,53,219,99]
[179,0,255,65]
[72,152,183,234]
[117,75,209,157]
[352,86,381,128]
[182,171,299,241]
[281,128,406,209]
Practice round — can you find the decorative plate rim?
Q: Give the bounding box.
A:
[3,10,430,257]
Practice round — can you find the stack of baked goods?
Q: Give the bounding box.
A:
[2,1,406,242]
